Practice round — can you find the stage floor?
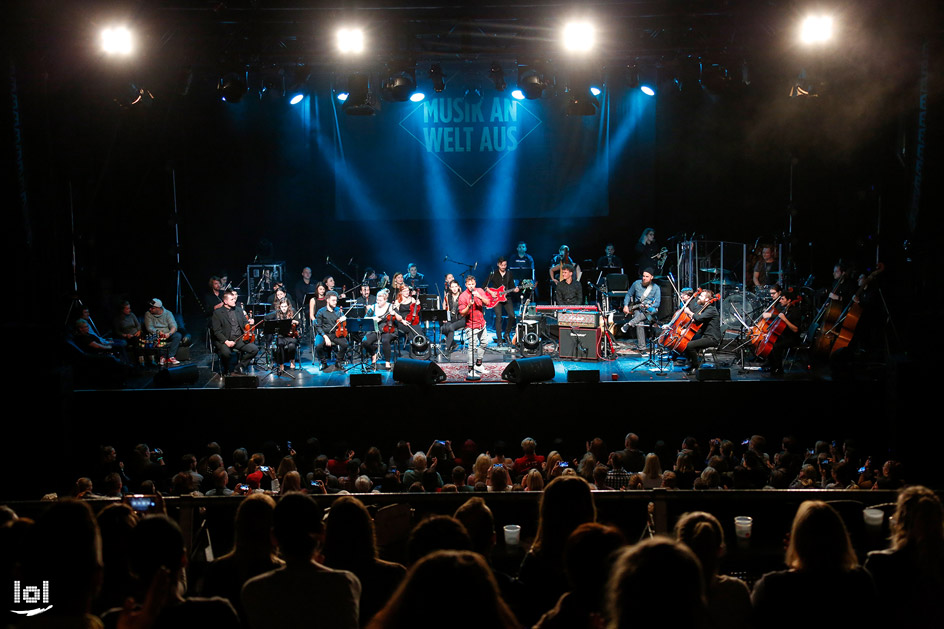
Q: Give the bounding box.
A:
[118,331,810,390]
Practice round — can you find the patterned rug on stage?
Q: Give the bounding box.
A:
[439,363,509,383]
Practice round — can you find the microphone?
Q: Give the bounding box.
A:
[473,261,478,271]
[326,256,330,263]
[444,256,449,262]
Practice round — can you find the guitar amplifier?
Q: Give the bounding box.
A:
[559,328,601,360]
[558,311,600,328]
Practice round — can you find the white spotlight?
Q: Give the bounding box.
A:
[102,26,133,55]
[800,15,833,44]
[337,28,365,54]
[563,22,595,53]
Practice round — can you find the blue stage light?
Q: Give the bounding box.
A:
[511,89,525,100]
[640,85,655,96]
[289,93,305,105]
[590,86,601,96]
[409,92,426,102]
[337,92,349,102]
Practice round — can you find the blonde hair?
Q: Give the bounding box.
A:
[785,501,857,572]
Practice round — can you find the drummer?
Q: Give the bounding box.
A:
[753,245,778,289]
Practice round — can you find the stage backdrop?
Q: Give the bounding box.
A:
[319,63,656,223]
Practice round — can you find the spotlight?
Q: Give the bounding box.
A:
[337,92,349,102]
[429,64,445,92]
[289,93,305,105]
[640,85,655,96]
[287,71,310,104]
[409,92,426,102]
[337,28,364,54]
[464,87,482,105]
[381,70,416,102]
[511,89,525,100]
[517,70,545,100]
[489,62,506,91]
[563,21,595,53]
[341,73,376,115]
[409,335,431,360]
[219,73,248,103]
[590,86,601,96]
[800,15,833,44]
[102,26,133,55]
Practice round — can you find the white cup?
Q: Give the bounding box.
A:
[734,516,753,540]
[863,508,883,527]
[503,524,521,545]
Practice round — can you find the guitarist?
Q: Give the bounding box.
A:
[620,268,661,351]
[487,257,518,345]
[210,290,259,375]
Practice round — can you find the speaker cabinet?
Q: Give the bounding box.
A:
[566,369,601,383]
[392,358,447,385]
[223,373,259,389]
[501,356,555,384]
[558,328,601,360]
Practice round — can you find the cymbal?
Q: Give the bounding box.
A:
[704,279,739,287]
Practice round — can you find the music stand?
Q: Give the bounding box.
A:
[261,320,297,380]
[422,309,448,359]
[340,318,374,373]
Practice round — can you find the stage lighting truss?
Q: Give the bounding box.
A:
[341,72,377,115]
[219,72,248,103]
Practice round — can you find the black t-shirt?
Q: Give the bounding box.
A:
[555,279,582,305]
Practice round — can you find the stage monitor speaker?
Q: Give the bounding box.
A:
[501,356,555,384]
[696,367,731,381]
[154,363,199,386]
[567,369,600,383]
[223,373,259,388]
[350,373,383,387]
[392,358,447,385]
[559,328,601,360]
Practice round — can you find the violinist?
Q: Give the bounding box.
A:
[762,284,801,377]
[307,282,328,323]
[620,268,662,352]
[363,288,401,370]
[270,283,295,312]
[681,289,722,372]
[487,256,517,346]
[314,290,349,372]
[210,290,259,375]
[266,298,298,370]
[441,279,465,353]
[394,285,421,339]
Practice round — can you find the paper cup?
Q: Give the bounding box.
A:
[863,508,883,527]
[734,516,753,540]
[503,524,521,545]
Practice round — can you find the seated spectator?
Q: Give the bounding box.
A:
[640,453,663,489]
[323,496,407,626]
[241,493,360,629]
[451,466,473,492]
[468,453,491,486]
[202,494,283,623]
[872,459,904,489]
[522,468,545,492]
[606,452,631,490]
[615,432,646,473]
[73,477,98,499]
[367,550,518,629]
[103,514,240,628]
[627,473,644,490]
[675,511,751,629]
[607,537,706,628]
[535,522,626,629]
[865,486,944,623]
[488,465,510,492]
[403,453,441,489]
[406,515,472,566]
[360,446,387,479]
[280,470,302,494]
[206,467,233,496]
[751,501,876,628]
[788,464,820,489]
[143,298,182,365]
[73,318,128,365]
[577,453,597,483]
[515,437,546,478]
[661,470,678,489]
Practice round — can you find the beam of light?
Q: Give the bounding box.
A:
[102,27,133,55]
[590,86,602,96]
[409,92,426,102]
[289,93,305,105]
[511,89,525,100]
[563,22,595,53]
[800,15,833,44]
[336,92,349,102]
[337,28,364,54]
[640,85,655,96]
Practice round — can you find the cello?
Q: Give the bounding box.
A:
[749,296,801,359]
[664,291,720,353]
[829,263,884,356]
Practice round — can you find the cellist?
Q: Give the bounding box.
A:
[681,289,722,372]
[761,284,802,377]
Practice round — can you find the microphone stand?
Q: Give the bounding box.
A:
[444,255,478,279]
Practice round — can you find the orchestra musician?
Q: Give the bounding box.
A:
[219,272,231,291]
[441,279,465,353]
[596,244,624,271]
[394,285,421,339]
[620,268,661,352]
[554,264,582,306]
[457,275,489,376]
[307,282,328,323]
[363,267,389,290]
[487,256,517,346]
[549,245,582,283]
[405,263,425,289]
[828,262,857,305]
[266,298,298,370]
[314,290,349,372]
[294,267,313,308]
[355,284,376,308]
[210,290,259,375]
[363,288,402,371]
[204,276,224,313]
[323,276,337,293]
[761,284,801,377]
[680,289,722,372]
[752,246,778,289]
[634,228,659,276]
[271,283,295,311]
[391,272,406,295]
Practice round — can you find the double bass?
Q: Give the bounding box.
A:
[828,263,884,356]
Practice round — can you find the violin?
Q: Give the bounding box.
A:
[289,320,300,338]
[407,298,421,326]
[239,303,262,342]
